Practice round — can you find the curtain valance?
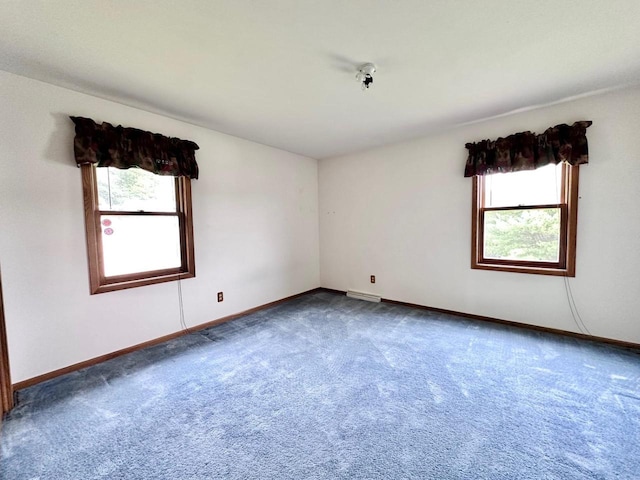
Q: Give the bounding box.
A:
[464,121,592,177]
[70,116,199,179]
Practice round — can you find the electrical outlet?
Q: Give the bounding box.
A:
[370,275,376,284]
[217,292,223,302]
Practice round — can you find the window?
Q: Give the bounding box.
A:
[81,164,195,294]
[471,163,579,276]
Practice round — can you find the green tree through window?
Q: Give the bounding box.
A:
[483,208,560,262]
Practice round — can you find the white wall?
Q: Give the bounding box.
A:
[0,71,320,383]
[319,86,640,344]
[2,69,639,384]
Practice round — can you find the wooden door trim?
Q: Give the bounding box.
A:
[0,267,13,417]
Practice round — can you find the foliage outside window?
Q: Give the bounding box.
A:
[82,165,195,294]
[471,163,579,276]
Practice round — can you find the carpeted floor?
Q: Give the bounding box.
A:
[1,291,639,479]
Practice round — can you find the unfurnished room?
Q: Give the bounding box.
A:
[0,1,639,479]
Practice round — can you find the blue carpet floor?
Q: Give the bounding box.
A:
[1,291,639,479]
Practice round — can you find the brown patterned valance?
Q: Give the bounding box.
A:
[464,121,592,177]
[70,116,199,179]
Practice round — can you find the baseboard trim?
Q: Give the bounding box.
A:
[14,286,638,391]
[318,288,640,351]
[13,288,323,391]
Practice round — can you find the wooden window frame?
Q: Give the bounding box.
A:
[81,164,195,294]
[471,163,579,277]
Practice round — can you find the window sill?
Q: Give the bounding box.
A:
[471,262,575,277]
[91,271,195,294]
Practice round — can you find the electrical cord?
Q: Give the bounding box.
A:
[555,164,592,336]
[176,275,215,342]
[563,275,592,336]
[177,274,194,335]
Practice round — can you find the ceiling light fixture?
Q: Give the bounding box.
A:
[356,63,376,91]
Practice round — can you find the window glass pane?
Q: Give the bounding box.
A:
[484,163,562,208]
[483,208,561,262]
[101,215,181,277]
[96,167,176,212]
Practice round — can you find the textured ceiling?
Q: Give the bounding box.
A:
[2,1,640,159]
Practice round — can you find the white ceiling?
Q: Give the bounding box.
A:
[2,1,640,159]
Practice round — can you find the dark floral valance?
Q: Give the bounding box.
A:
[70,116,199,179]
[464,121,592,177]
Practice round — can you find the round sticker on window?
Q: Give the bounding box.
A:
[102,219,112,227]
[104,228,114,236]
